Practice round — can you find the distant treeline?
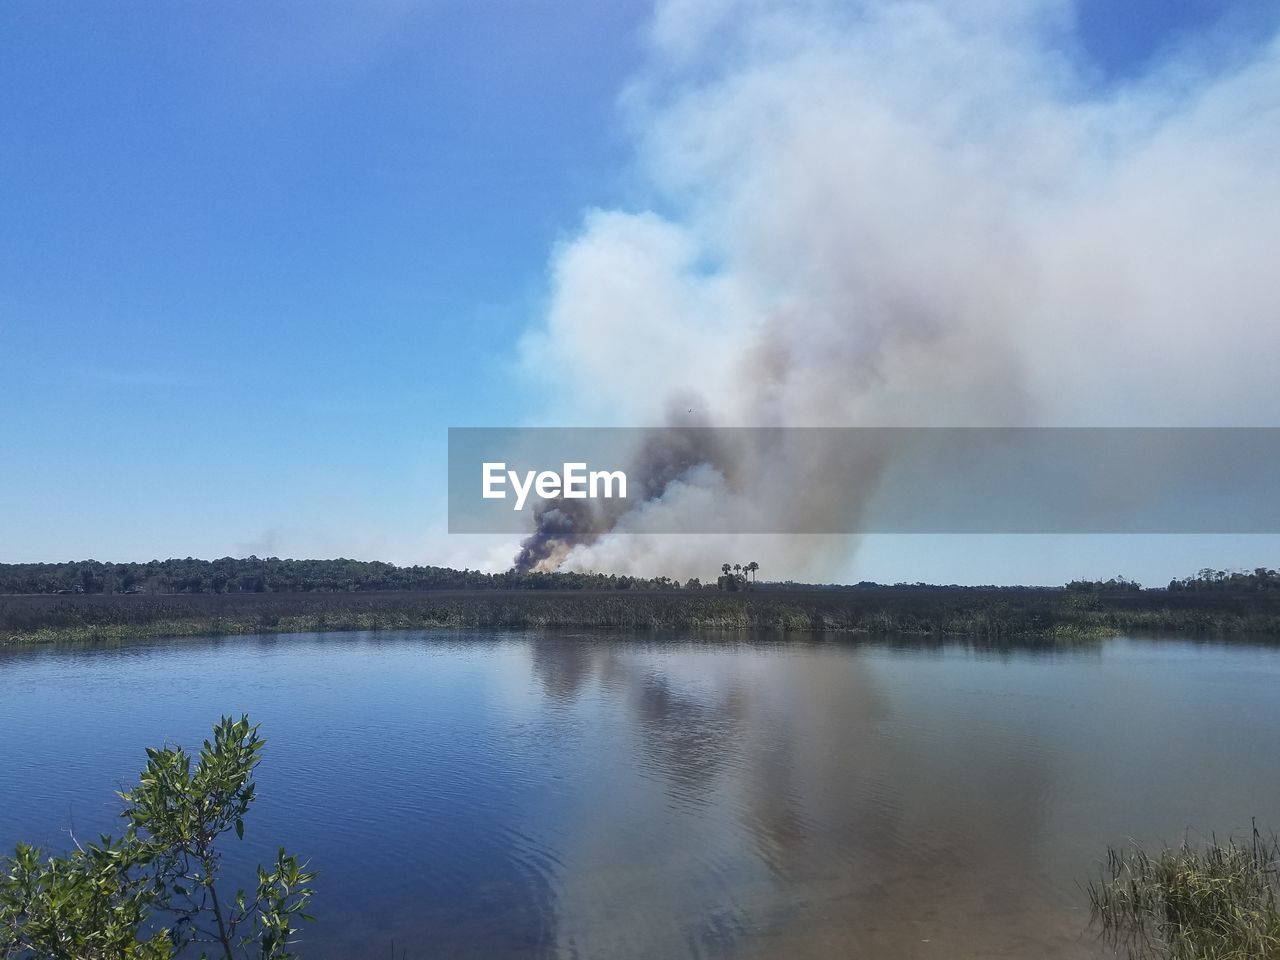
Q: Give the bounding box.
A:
[1165,567,1280,592]
[1,557,1277,598]
[0,557,699,596]
[1066,570,1280,594]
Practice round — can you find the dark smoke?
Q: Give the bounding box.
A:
[512,496,604,573]
[512,419,740,573]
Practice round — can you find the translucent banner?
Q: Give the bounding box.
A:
[448,427,1280,534]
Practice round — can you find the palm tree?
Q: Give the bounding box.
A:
[746,561,759,584]
[721,563,731,577]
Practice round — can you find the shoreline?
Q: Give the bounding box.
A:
[6,588,1280,647]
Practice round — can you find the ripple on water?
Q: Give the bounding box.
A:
[3,632,1280,960]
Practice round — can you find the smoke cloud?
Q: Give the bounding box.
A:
[514,0,1280,579]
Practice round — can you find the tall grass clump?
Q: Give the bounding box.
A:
[1088,825,1280,959]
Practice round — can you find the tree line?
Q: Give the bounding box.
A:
[3,557,1276,597]
[1166,567,1280,592]
[0,558,712,596]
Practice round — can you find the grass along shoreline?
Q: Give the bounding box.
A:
[1089,826,1280,959]
[6,588,1280,646]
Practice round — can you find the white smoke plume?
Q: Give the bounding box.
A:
[515,0,1280,580]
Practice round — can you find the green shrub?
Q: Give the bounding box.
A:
[0,717,315,960]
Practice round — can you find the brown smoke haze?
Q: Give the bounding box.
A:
[510,0,1280,578]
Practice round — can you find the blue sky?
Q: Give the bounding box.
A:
[2,0,1277,580]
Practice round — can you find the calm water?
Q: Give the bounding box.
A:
[2,631,1279,959]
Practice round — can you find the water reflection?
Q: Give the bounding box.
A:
[514,635,1083,958]
[2,632,1280,959]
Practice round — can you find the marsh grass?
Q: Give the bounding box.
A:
[1089,825,1280,959]
[0,589,1110,645]
[4,587,1280,647]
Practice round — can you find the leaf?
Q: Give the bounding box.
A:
[235,818,244,840]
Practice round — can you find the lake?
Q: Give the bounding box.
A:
[2,631,1279,958]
